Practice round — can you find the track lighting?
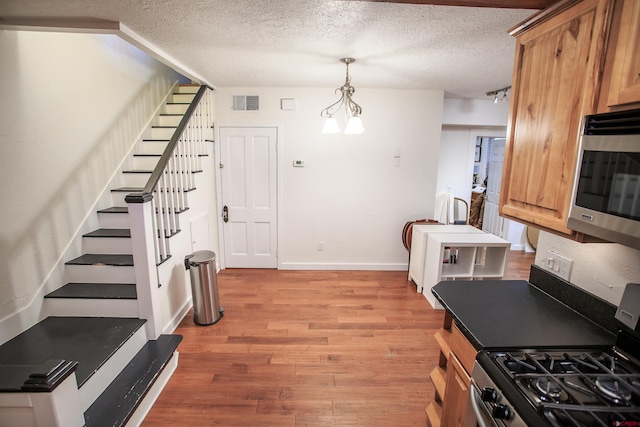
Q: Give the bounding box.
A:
[486,86,511,104]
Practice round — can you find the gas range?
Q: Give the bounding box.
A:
[471,283,640,427]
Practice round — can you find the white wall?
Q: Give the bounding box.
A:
[436,127,506,206]
[214,87,444,270]
[437,99,508,207]
[0,31,181,329]
[442,98,510,127]
[535,232,640,306]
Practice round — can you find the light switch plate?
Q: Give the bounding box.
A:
[543,251,573,281]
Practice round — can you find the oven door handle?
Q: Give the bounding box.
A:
[470,382,498,427]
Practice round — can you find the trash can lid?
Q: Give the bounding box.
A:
[187,250,216,265]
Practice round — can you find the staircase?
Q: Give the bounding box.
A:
[0,84,209,427]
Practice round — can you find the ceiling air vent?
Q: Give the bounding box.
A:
[231,95,259,111]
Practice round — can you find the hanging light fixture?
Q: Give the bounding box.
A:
[320,58,364,134]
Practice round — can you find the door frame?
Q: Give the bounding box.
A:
[214,125,282,270]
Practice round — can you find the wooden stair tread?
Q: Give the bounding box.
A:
[97,207,128,214]
[66,254,133,266]
[45,283,137,300]
[83,229,131,238]
[0,317,146,388]
[84,334,182,427]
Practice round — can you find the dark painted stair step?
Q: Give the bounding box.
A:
[84,334,182,427]
[122,169,153,174]
[66,254,133,266]
[0,317,146,388]
[97,206,128,214]
[45,283,137,300]
[83,229,131,238]
[111,187,143,193]
[123,169,202,174]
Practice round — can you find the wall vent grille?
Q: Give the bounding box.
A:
[232,95,259,111]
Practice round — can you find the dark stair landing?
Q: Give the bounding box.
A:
[0,317,146,388]
[84,334,182,427]
[45,283,137,300]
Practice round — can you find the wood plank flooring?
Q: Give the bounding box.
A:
[142,251,535,426]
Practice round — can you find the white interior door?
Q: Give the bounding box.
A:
[220,127,277,268]
[483,139,506,238]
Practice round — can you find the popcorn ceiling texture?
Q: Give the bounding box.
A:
[0,0,532,98]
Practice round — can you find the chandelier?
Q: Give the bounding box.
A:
[320,58,364,134]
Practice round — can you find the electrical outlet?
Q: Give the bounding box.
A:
[544,251,573,281]
[318,241,324,251]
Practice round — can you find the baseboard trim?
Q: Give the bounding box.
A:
[278,262,407,271]
[163,298,191,334]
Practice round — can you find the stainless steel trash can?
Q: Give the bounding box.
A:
[184,250,224,325]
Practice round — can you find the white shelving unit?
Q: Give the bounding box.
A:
[408,225,484,292]
[423,232,511,309]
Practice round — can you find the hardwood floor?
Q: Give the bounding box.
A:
[142,251,535,426]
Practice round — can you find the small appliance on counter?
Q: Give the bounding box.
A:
[470,282,640,426]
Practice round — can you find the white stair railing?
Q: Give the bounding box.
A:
[125,85,213,338]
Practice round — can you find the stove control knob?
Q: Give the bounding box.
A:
[492,404,511,420]
[481,387,498,402]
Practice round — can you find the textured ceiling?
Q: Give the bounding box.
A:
[0,0,536,99]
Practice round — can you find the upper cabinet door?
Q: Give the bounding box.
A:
[600,0,640,110]
[500,0,610,235]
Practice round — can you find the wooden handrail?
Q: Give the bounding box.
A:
[125,85,209,204]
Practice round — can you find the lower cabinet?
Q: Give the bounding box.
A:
[426,311,478,427]
[442,354,473,427]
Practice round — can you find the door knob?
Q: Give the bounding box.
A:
[222,206,229,223]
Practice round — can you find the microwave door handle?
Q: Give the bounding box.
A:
[470,383,499,427]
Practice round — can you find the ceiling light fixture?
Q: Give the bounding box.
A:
[321,58,364,134]
[486,86,511,104]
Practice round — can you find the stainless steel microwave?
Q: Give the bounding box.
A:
[567,108,640,250]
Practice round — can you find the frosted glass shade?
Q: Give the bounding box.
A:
[344,116,365,134]
[321,117,341,134]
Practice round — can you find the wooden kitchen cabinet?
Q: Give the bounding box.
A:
[598,0,640,111]
[426,311,477,427]
[500,0,613,235]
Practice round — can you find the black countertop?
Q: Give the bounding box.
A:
[432,279,616,350]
